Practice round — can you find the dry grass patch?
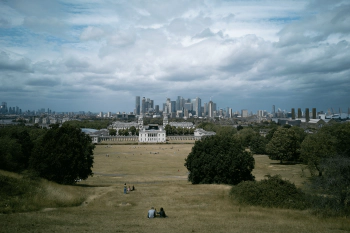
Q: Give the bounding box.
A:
[1,144,349,232]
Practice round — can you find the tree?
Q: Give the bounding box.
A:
[236,128,257,148]
[250,135,267,155]
[300,132,337,176]
[130,126,137,136]
[265,128,300,163]
[184,135,255,185]
[164,124,172,135]
[216,126,237,137]
[309,156,350,212]
[109,129,117,136]
[29,124,95,184]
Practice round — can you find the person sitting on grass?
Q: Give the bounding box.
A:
[157,207,167,218]
[147,207,156,218]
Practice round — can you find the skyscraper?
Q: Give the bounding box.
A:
[305,108,310,122]
[208,101,213,118]
[195,97,201,117]
[135,96,140,115]
[291,108,295,119]
[298,108,302,118]
[312,108,316,119]
[141,97,146,114]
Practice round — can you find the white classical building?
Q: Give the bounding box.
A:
[138,124,166,143]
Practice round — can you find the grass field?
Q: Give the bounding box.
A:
[1,144,349,232]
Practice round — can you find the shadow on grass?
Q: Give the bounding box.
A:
[269,162,301,165]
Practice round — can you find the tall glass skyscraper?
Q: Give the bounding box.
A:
[135,96,140,115]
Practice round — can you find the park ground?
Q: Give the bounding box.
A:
[1,144,349,232]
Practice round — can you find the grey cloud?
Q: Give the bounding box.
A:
[0,51,32,72]
[0,18,10,28]
[277,4,350,47]
[193,28,223,39]
[26,78,60,87]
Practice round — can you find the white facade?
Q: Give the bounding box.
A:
[139,125,166,143]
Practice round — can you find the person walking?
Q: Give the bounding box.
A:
[124,183,127,194]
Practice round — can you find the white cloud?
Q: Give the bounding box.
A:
[0,0,349,112]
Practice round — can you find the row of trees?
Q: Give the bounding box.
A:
[0,124,95,184]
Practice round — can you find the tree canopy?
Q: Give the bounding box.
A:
[185,135,255,185]
[265,128,300,163]
[30,124,95,184]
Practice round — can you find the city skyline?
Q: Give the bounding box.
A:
[1,1,349,113]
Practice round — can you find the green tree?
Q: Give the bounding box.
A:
[300,132,337,176]
[185,135,255,185]
[130,126,137,136]
[236,128,257,148]
[308,156,350,213]
[109,129,117,136]
[265,128,300,163]
[164,124,172,135]
[29,124,95,184]
[216,126,237,137]
[250,135,267,154]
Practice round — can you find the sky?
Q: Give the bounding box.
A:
[0,0,349,114]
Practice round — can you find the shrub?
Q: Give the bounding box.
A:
[230,175,309,209]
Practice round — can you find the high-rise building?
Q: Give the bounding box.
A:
[305,108,310,122]
[297,108,302,118]
[135,96,140,115]
[203,103,208,116]
[208,101,213,118]
[272,105,275,116]
[195,97,201,117]
[291,108,295,119]
[176,96,181,111]
[312,108,316,119]
[141,97,146,114]
[241,109,248,117]
[171,101,176,113]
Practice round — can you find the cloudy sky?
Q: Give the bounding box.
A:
[1,0,349,114]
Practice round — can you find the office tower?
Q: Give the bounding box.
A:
[229,108,233,118]
[208,101,213,118]
[184,102,192,111]
[297,108,302,118]
[204,103,208,116]
[176,96,181,111]
[195,97,201,117]
[257,110,264,117]
[312,108,316,119]
[213,103,217,113]
[141,97,146,114]
[155,105,159,114]
[135,96,140,115]
[241,109,248,117]
[171,101,176,113]
[272,105,275,116]
[291,108,295,119]
[305,108,310,122]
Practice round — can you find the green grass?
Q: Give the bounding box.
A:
[0,170,86,214]
[0,144,349,233]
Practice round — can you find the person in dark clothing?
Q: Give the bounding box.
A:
[157,207,167,218]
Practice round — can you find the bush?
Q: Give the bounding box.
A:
[230,175,309,209]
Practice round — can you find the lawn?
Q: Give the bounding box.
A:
[1,144,349,233]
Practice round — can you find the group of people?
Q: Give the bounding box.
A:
[147,207,167,218]
[124,183,135,194]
